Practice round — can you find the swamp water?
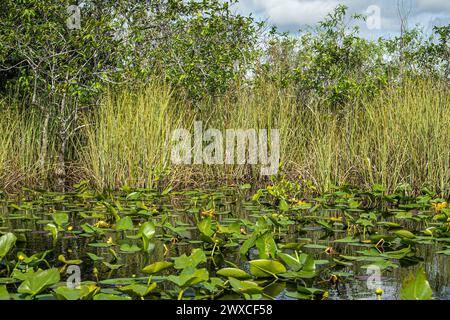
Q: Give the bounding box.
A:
[0,184,449,300]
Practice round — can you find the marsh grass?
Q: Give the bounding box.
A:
[1,78,449,194]
[0,97,58,191]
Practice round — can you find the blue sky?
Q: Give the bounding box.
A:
[233,0,450,39]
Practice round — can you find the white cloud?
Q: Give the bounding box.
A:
[416,0,450,13]
[234,0,450,37]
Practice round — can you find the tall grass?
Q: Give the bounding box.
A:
[81,83,191,190]
[1,77,449,194]
[79,77,450,194]
[0,99,57,191]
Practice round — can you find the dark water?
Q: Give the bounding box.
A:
[0,187,449,300]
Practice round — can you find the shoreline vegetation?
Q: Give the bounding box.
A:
[0,2,449,195]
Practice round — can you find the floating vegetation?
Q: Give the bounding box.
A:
[0,181,449,300]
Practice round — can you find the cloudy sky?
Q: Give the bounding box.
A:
[233,0,450,39]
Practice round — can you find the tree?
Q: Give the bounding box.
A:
[0,0,259,190]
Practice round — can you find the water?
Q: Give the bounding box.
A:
[0,187,449,300]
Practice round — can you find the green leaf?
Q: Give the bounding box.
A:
[102,262,124,270]
[167,268,209,288]
[53,212,69,227]
[115,216,134,231]
[18,268,60,297]
[119,243,141,253]
[0,233,16,260]
[216,268,251,280]
[278,252,302,271]
[93,293,131,300]
[58,255,82,265]
[142,261,173,274]
[400,267,433,300]
[118,283,157,298]
[394,230,416,239]
[240,232,258,256]
[255,232,277,259]
[249,259,287,278]
[138,221,156,251]
[0,285,9,300]
[173,248,207,270]
[279,199,289,211]
[198,218,214,237]
[228,277,263,295]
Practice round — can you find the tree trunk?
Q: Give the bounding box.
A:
[55,90,67,192]
[39,109,50,186]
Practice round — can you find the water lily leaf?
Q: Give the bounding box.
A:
[58,255,82,265]
[394,230,416,239]
[173,248,207,270]
[142,261,173,274]
[277,252,302,271]
[118,283,157,298]
[0,232,16,260]
[279,199,289,212]
[240,232,258,256]
[167,268,209,288]
[255,232,277,259]
[138,221,156,251]
[93,293,131,300]
[285,291,312,300]
[400,267,433,300]
[119,243,141,253]
[249,259,287,278]
[88,242,112,248]
[279,270,317,279]
[228,277,262,295]
[216,268,251,280]
[380,247,412,259]
[53,212,69,227]
[44,223,58,241]
[436,249,450,255]
[86,252,104,261]
[102,262,124,270]
[115,216,134,231]
[198,218,214,237]
[54,285,99,300]
[18,268,60,297]
[0,285,9,300]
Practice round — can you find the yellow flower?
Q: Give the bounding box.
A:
[324,247,334,255]
[106,237,113,245]
[432,202,448,211]
[67,226,73,231]
[375,288,384,300]
[329,274,338,285]
[267,186,274,191]
[18,254,25,262]
[201,208,215,217]
[94,220,110,228]
[290,198,307,206]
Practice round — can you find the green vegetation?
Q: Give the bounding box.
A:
[0,0,449,301]
[0,2,448,194]
[0,184,449,300]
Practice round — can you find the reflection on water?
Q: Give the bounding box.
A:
[0,188,449,300]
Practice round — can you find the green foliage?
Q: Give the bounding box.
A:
[400,267,433,300]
